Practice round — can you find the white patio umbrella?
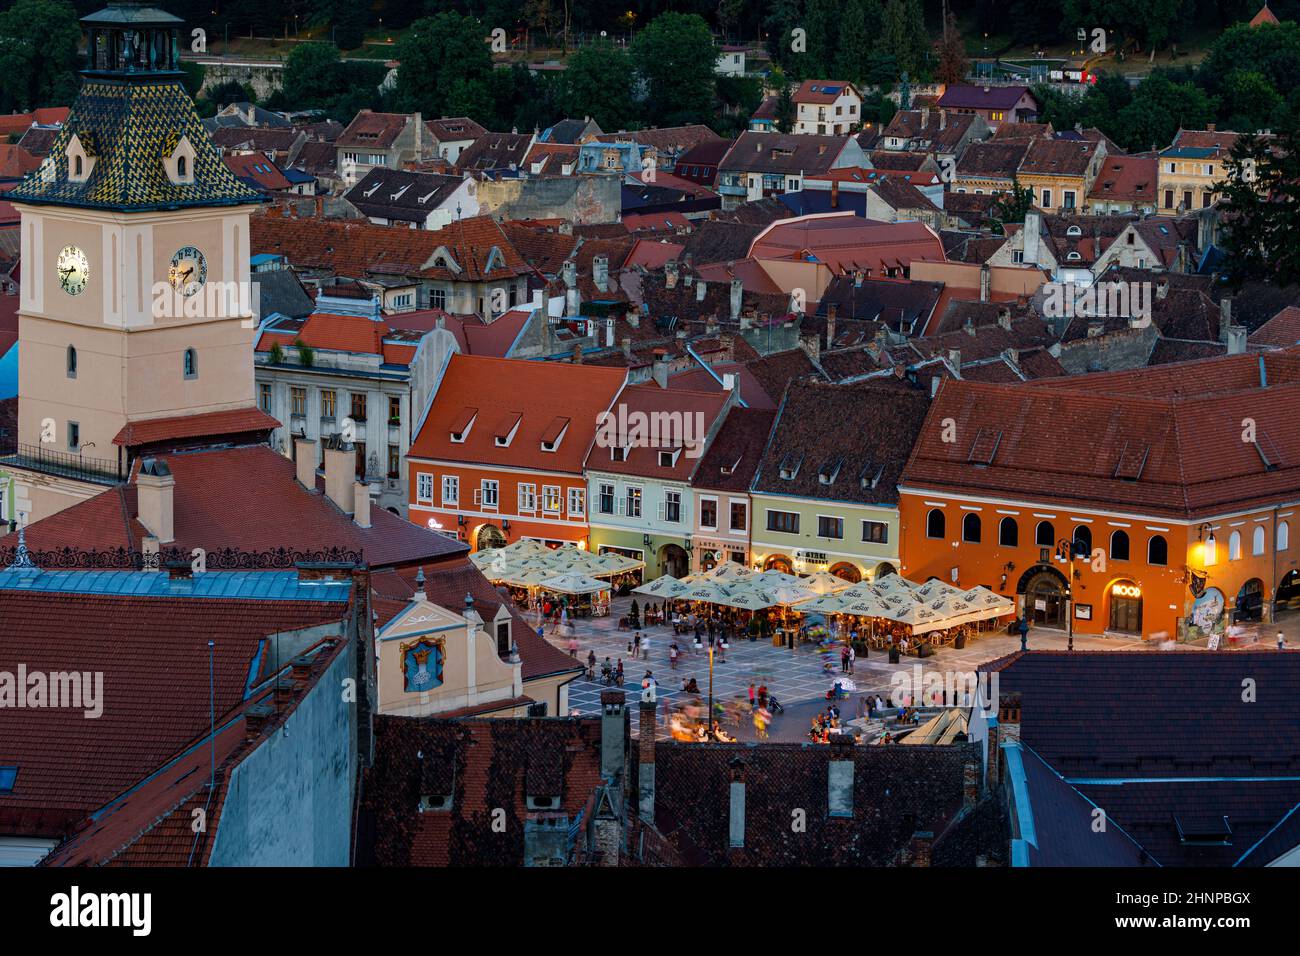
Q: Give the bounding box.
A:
[913,577,966,602]
[712,588,777,611]
[679,582,733,604]
[501,567,555,587]
[539,573,609,596]
[801,570,856,595]
[752,570,803,588]
[802,593,853,614]
[871,572,919,599]
[633,575,692,598]
[705,561,758,582]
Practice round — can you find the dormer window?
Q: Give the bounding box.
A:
[494,413,521,447]
[1066,225,1081,237]
[66,133,96,183]
[611,446,628,462]
[164,136,196,185]
[419,793,453,812]
[449,406,477,443]
[658,448,681,468]
[540,416,569,452]
[779,452,803,480]
[818,456,843,485]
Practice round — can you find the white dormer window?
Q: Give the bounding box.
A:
[484,246,504,273]
[494,414,521,447]
[658,449,681,468]
[66,134,96,183]
[165,136,197,185]
[1066,225,1082,237]
[611,446,628,462]
[1066,251,1082,261]
[450,407,477,443]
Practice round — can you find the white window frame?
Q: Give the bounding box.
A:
[518,483,537,512]
[626,486,643,519]
[568,487,585,517]
[416,472,434,502]
[699,495,719,531]
[542,484,562,514]
[441,475,459,506]
[481,479,499,509]
[728,498,748,533]
[598,482,615,515]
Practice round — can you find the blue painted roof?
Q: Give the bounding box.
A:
[0,568,351,602]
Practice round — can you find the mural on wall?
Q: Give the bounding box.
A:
[1187,587,1226,642]
[400,637,445,692]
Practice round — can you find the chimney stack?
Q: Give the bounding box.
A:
[651,349,669,389]
[979,263,990,302]
[323,439,356,514]
[696,280,707,302]
[1220,296,1233,339]
[593,255,609,293]
[563,260,580,317]
[600,690,627,780]
[827,735,854,817]
[413,567,427,602]
[728,757,746,850]
[1022,210,1041,265]
[826,302,838,348]
[831,178,839,209]
[997,306,1012,330]
[136,458,175,544]
[1226,324,1247,355]
[294,438,317,490]
[638,699,657,820]
[729,277,743,322]
[353,482,371,528]
[665,260,679,290]
[947,348,961,369]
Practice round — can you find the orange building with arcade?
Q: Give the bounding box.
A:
[898,352,1300,642]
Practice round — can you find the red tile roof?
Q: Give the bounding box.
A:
[0,590,348,836]
[1,444,468,568]
[1250,306,1300,347]
[0,143,40,179]
[904,351,1300,518]
[1087,154,1157,204]
[223,150,292,191]
[584,383,730,480]
[337,110,414,150]
[749,214,946,276]
[112,407,280,447]
[793,80,859,105]
[408,355,627,473]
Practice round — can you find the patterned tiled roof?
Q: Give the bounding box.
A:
[8,79,263,212]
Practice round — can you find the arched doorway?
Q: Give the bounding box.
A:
[765,554,793,573]
[873,562,898,579]
[475,523,507,551]
[658,543,688,578]
[1235,578,1265,622]
[829,562,861,583]
[1020,566,1067,629]
[1277,570,1300,615]
[1107,580,1143,634]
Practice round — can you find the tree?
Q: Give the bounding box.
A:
[560,42,636,131]
[1218,126,1300,288]
[804,0,840,77]
[1110,70,1216,152]
[934,10,969,86]
[0,0,80,113]
[1199,20,1300,120]
[835,0,883,84]
[630,12,717,127]
[991,180,1035,233]
[283,42,344,109]
[774,69,795,133]
[394,13,494,119]
[1221,70,1285,132]
[877,0,929,79]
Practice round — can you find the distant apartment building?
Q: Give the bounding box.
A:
[792,81,863,136]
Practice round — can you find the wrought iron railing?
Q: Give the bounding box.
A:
[1,443,125,484]
[0,545,366,571]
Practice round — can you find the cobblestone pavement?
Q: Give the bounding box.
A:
[537,595,1163,741]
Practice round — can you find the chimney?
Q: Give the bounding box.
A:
[728,757,745,850]
[600,690,627,780]
[1156,277,1169,300]
[930,374,941,398]
[939,110,946,131]
[1207,123,1216,132]
[323,440,356,514]
[621,336,632,359]
[563,260,580,317]
[665,260,679,290]
[1226,325,1247,355]
[532,287,544,310]
[826,303,837,348]
[827,734,854,817]
[947,347,961,369]
[294,437,317,489]
[638,699,657,820]
[1220,296,1233,340]
[1022,209,1041,265]
[979,263,990,302]
[593,255,609,293]
[696,280,707,302]
[964,315,977,337]
[353,482,371,528]
[920,106,930,130]
[136,458,175,544]
[273,676,296,709]
[651,349,669,389]
[572,342,584,364]
[831,178,839,209]
[997,306,1012,330]
[729,277,743,322]
[243,702,274,742]
[986,712,1003,788]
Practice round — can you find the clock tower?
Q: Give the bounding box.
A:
[5,1,266,522]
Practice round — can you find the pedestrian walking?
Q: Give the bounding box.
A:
[848,644,856,674]
[641,634,651,661]
[748,682,756,712]
[567,634,578,657]
[669,643,679,668]
[633,631,641,658]
[841,644,850,673]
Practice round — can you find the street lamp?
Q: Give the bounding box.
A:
[1057,536,1089,651]
[706,643,715,740]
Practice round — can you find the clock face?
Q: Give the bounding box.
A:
[168,246,207,297]
[57,245,89,296]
